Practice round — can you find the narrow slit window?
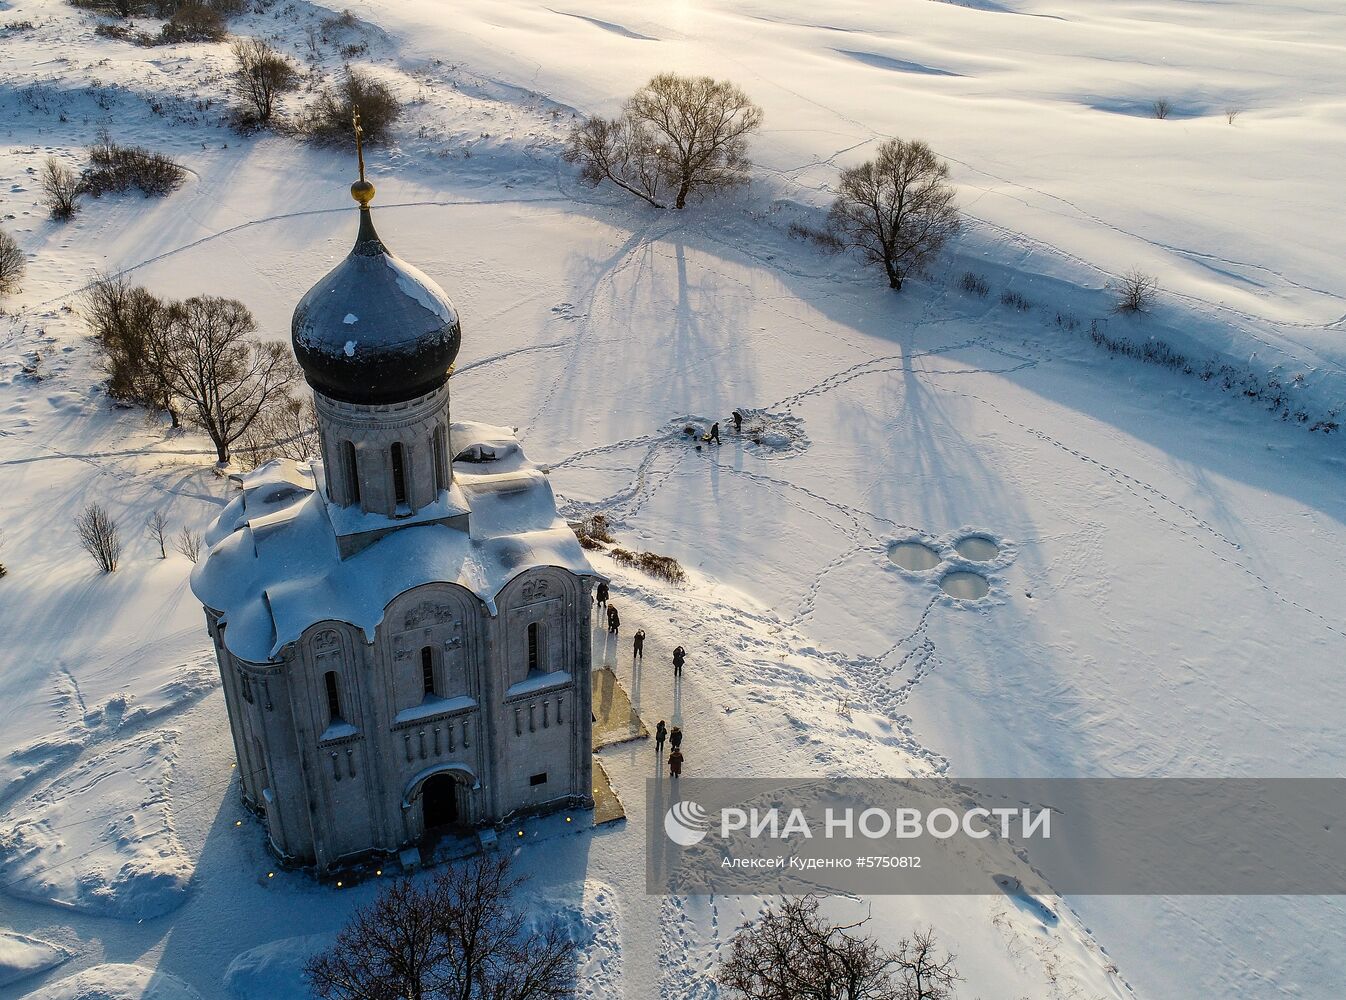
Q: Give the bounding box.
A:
[324,670,342,722]
[527,622,540,674]
[421,646,435,696]
[343,441,360,504]
[529,772,548,786]
[391,442,408,505]
[432,426,448,492]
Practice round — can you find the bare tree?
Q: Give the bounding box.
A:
[719,895,900,1000]
[154,295,300,465]
[237,391,319,468]
[1112,268,1159,314]
[75,503,122,573]
[232,37,299,125]
[41,158,82,221]
[826,138,961,291]
[0,528,8,579]
[895,930,960,1000]
[147,510,169,558]
[173,525,202,563]
[0,229,25,297]
[305,854,575,1000]
[1152,98,1173,119]
[565,73,763,209]
[82,274,178,424]
[1225,107,1243,125]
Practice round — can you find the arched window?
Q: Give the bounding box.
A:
[324,670,342,722]
[432,426,448,492]
[527,622,541,674]
[343,441,360,505]
[421,646,436,697]
[391,442,408,505]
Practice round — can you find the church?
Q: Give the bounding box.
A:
[190,159,599,873]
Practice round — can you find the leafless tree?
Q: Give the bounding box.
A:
[305,854,575,1000]
[0,229,25,297]
[237,391,319,468]
[565,73,763,209]
[75,502,122,573]
[1152,98,1172,119]
[41,158,82,221]
[894,929,961,1000]
[825,138,961,291]
[232,37,299,125]
[82,274,178,423]
[719,896,959,1000]
[154,295,300,464]
[1113,267,1159,314]
[173,525,202,563]
[147,510,169,558]
[1225,107,1242,125]
[0,528,8,579]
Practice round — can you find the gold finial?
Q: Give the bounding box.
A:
[350,105,375,209]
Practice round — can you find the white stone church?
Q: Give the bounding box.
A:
[190,175,598,872]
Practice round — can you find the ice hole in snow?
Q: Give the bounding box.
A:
[940,571,990,600]
[888,541,942,571]
[954,536,1000,561]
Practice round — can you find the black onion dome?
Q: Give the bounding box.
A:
[292,209,461,405]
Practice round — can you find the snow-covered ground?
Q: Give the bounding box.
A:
[1,0,1344,997]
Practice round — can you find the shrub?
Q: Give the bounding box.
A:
[1225,107,1242,124]
[570,513,614,550]
[1112,268,1158,314]
[75,502,122,572]
[160,2,226,42]
[959,271,988,297]
[999,289,1031,312]
[611,547,687,584]
[82,135,187,197]
[174,525,202,562]
[231,36,299,125]
[41,158,82,220]
[304,68,401,145]
[82,274,177,420]
[0,229,25,297]
[237,392,319,468]
[1152,98,1172,119]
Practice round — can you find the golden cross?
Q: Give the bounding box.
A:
[352,105,366,184]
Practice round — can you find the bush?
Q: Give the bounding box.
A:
[304,68,401,145]
[160,2,226,42]
[1112,268,1158,314]
[959,271,988,297]
[0,229,25,297]
[1152,98,1172,119]
[570,513,615,550]
[237,392,318,468]
[82,134,187,197]
[611,547,687,584]
[999,289,1031,312]
[82,274,178,421]
[41,158,82,220]
[174,525,202,562]
[75,502,122,573]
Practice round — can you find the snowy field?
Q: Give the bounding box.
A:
[1,0,1344,997]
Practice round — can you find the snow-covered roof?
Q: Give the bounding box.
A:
[190,422,596,664]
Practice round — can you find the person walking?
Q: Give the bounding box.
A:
[672,645,686,678]
[595,581,609,616]
[708,421,721,445]
[669,725,683,752]
[668,748,683,779]
[655,719,667,756]
[732,409,743,434]
[607,604,620,636]
[633,628,645,660]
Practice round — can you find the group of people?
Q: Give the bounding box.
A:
[594,581,691,779]
[655,719,683,778]
[689,409,747,449]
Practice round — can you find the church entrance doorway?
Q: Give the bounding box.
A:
[422,773,461,831]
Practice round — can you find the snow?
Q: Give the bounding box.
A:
[0,0,1343,997]
[392,694,477,725]
[386,255,459,328]
[0,932,68,989]
[21,964,203,1000]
